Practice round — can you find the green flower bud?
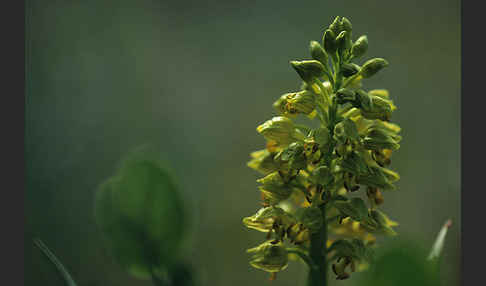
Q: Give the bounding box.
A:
[363,126,401,151]
[247,149,281,175]
[340,17,352,33]
[310,40,328,66]
[351,35,368,58]
[336,31,348,55]
[243,206,294,232]
[354,89,372,109]
[290,60,326,82]
[355,90,395,121]
[285,90,316,115]
[295,207,324,233]
[333,118,359,144]
[329,16,343,35]
[322,29,338,55]
[94,155,186,279]
[336,88,356,104]
[341,17,353,53]
[359,58,389,78]
[257,116,296,144]
[257,171,294,205]
[340,63,360,77]
[247,241,289,273]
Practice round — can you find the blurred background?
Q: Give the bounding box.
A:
[25,0,460,285]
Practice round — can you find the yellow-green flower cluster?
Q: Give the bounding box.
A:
[243,16,402,282]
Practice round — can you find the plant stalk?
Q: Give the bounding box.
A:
[307,204,328,286]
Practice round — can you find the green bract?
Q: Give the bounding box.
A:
[244,16,401,284]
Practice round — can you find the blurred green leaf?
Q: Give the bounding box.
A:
[94,150,187,280]
[361,241,440,286]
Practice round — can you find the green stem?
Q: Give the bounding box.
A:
[334,57,343,92]
[307,204,328,286]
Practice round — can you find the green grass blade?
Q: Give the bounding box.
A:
[427,219,452,261]
[33,238,78,286]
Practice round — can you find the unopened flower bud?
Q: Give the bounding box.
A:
[257,116,296,144]
[340,17,352,33]
[247,241,289,273]
[336,31,349,55]
[351,35,368,58]
[355,90,395,121]
[285,90,317,115]
[340,63,360,77]
[310,40,328,66]
[336,88,356,104]
[359,58,389,78]
[329,16,343,35]
[323,29,338,55]
[363,126,401,151]
[290,60,326,83]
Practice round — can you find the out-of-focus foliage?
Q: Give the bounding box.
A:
[361,241,440,286]
[94,148,188,282]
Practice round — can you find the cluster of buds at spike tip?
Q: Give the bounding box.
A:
[243,16,402,282]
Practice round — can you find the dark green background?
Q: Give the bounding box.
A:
[25,0,460,285]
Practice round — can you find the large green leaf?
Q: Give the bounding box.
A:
[94,153,187,279]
